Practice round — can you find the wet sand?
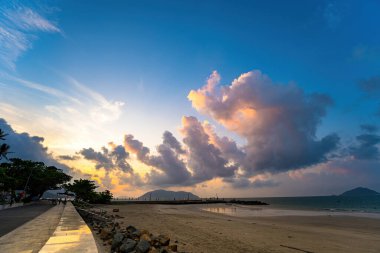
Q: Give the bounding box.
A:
[98,203,380,253]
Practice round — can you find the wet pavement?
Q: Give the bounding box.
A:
[39,202,98,253]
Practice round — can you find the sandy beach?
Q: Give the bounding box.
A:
[95,203,380,253]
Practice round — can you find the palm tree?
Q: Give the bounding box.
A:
[0,129,10,160]
[0,129,7,140]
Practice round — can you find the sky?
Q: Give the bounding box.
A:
[0,0,380,197]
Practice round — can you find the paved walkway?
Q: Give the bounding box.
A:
[39,202,98,253]
[0,203,64,253]
[0,201,54,236]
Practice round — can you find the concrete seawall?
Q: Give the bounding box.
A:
[39,202,98,252]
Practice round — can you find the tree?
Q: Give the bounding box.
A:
[64,179,98,202]
[64,179,113,204]
[0,129,10,160]
[0,158,72,198]
[96,190,113,204]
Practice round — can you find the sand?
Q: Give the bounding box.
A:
[96,203,380,253]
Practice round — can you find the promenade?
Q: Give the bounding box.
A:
[0,202,54,236]
[0,202,98,253]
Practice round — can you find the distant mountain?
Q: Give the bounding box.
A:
[340,187,380,196]
[139,189,200,201]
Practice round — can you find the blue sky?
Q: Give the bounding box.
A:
[1,0,380,197]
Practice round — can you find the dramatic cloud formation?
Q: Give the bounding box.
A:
[124,132,191,186]
[0,3,60,69]
[0,118,69,172]
[180,116,237,183]
[79,143,132,173]
[123,118,239,187]
[189,70,339,175]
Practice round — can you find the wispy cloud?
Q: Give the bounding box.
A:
[0,3,60,69]
[0,73,125,153]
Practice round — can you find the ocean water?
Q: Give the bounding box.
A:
[253,195,380,213]
[203,195,380,218]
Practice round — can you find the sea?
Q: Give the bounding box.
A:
[203,195,380,219]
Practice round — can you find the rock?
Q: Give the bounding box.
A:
[140,229,150,235]
[157,235,170,246]
[113,208,120,212]
[151,236,160,247]
[140,233,151,242]
[136,239,151,253]
[99,228,112,240]
[168,244,178,252]
[148,248,159,253]
[111,232,125,250]
[120,238,137,253]
[158,248,169,253]
[132,229,142,238]
[127,225,138,233]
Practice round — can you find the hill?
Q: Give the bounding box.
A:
[340,187,380,196]
[139,189,200,201]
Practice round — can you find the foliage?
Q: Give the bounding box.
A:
[0,129,10,160]
[64,179,113,204]
[64,179,98,202]
[95,190,113,204]
[0,158,72,198]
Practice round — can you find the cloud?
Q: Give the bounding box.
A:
[4,5,60,33]
[357,76,380,116]
[124,132,191,186]
[188,70,339,175]
[0,3,60,69]
[0,118,69,172]
[358,76,380,96]
[223,177,279,189]
[322,1,346,30]
[0,74,125,153]
[58,155,80,161]
[124,134,150,161]
[349,132,380,160]
[79,143,132,173]
[123,119,238,187]
[360,124,378,133]
[180,116,237,183]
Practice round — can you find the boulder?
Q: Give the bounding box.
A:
[99,227,112,240]
[136,239,151,253]
[113,208,120,212]
[132,229,142,238]
[157,235,170,246]
[111,232,125,250]
[140,233,151,242]
[127,225,137,233]
[120,238,137,253]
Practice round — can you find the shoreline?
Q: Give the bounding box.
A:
[94,203,380,253]
[200,203,380,219]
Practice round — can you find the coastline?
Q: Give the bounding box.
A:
[201,203,380,219]
[95,203,380,253]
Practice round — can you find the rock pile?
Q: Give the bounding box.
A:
[75,205,178,253]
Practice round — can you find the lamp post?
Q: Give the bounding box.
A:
[23,167,33,198]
